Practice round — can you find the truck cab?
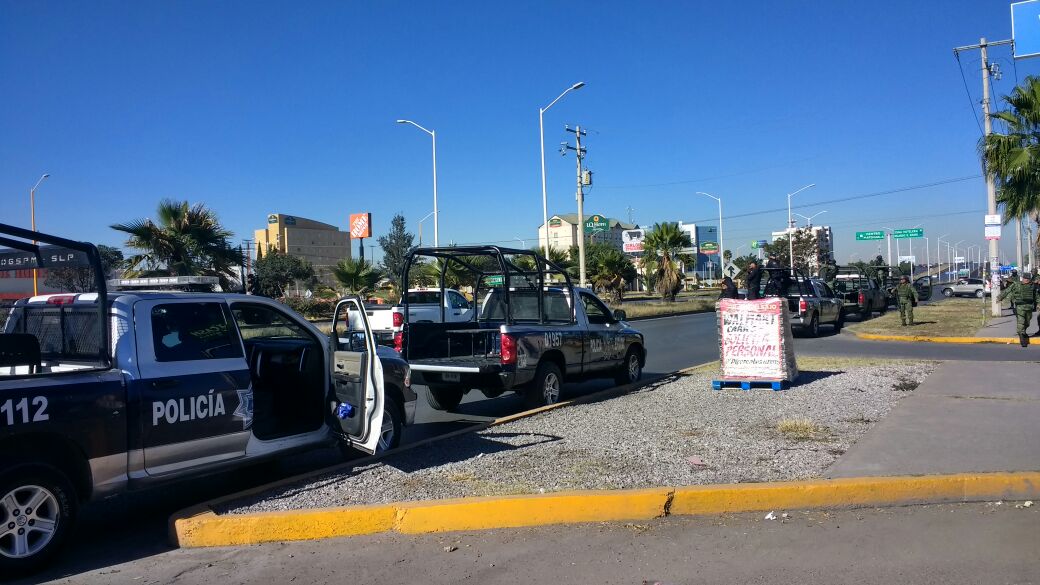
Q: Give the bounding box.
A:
[0,223,403,574]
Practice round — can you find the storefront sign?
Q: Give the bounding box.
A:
[718,298,798,381]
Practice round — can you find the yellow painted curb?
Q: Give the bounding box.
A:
[170,471,1040,548]
[854,332,1019,344]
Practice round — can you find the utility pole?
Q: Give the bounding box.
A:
[626,206,635,225]
[955,36,1012,317]
[563,125,589,286]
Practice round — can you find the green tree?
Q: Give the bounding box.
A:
[762,230,825,272]
[731,253,758,277]
[588,245,636,304]
[332,257,383,296]
[980,75,1040,256]
[253,250,315,297]
[44,244,124,292]
[643,222,692,302]
[111,199,243,291]
[378,214,415,291]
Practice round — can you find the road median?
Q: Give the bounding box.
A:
[172,471,1040,547]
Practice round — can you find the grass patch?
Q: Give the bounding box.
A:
[611,298,716,319]
[776,418,829,441]
[845,298,991,338]
[795,356,935,371]
[892,378,920,392]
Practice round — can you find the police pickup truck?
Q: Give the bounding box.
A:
[0,223,413,574]
[397,246,646,410]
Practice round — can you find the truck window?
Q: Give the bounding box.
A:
[580,293,613,325]
[232,304,312,341]
[151,303,242,362]
[448,291,470,310]
[406,291,442,305]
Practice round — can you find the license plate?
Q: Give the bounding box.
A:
[441,372,461,383]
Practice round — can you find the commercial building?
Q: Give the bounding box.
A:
[537,214,638,252]
[255,214,351,286]
[770,225,834,269]
[676,221,721,283]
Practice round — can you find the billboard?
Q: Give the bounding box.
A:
[584,215,609,234]
[622,229,645,253]
[349,213,372,239]
[700,241,719,255]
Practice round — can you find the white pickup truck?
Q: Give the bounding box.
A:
[367,289,474,344]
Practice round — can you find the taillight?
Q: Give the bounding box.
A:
[47,295,76,305]
[392,310,404,328]
[798,298,807,313]
[500,334,516,365]
[393,331,403,353]
[858,292,865,305]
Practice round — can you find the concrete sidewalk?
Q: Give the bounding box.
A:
[974,300,1024,338]
[827,361,1040,477]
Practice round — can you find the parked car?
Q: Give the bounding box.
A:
[941,278,991,298]
[752,267,843,336]
[832,270,887,320]
[0,223,414,574]
[366,288,474,346]
[397,246,646,410]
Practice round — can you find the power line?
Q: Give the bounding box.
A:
[594,158,815,190]
[955,51,985,135]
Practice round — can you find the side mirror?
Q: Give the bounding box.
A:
[612,309,627,321]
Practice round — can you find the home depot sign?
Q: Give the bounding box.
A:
[349,213,372,239]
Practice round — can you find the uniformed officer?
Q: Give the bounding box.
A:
[1034,273,1040,335]
[997,272,1037,347]
[895,275,918,326]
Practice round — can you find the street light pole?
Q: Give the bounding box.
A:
[397,120,439,246]
[417,211,435,246]
[696,191,723,272]
[793,210,827,227]
[954,240,965,276]
[786,183,816,274]
[30,173,50,295]
[937,234,949,281]
[539,82,585,259]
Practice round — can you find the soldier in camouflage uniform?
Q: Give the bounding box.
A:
[1034,273,1040,336]
[895,275,918,326]
[997,273,1037,347]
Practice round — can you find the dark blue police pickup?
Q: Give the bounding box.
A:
[0,223,413,574]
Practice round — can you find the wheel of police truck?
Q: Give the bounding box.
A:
[0,464,77,576]
[525,361,563,409]
[860,308,870,321]
[834,311,844,333]
[377,395,403,452]
[614,348,643,386]
[805,314,820,338]
[426,385,464,411]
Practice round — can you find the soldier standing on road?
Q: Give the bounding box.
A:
[997,273,1037,347]
[1033,273,1040,335]
[896,276,918,327]
[745,261,762,300]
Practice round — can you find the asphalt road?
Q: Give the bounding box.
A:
[20,308,1040,584]
[37,503,1040,584]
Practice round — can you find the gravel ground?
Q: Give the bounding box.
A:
[222,360,935,514]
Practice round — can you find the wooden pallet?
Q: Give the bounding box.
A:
[712,379,789,391]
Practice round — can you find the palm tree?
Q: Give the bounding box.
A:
[589,246,635,304]
[643,222,692,302]
[981,75,1040,262]
[332,257,383,296]
[111,199,243,291]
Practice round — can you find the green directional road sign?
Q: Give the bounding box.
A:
[484,275,504,286]
[892,228,923,239]
[583,215,610,234]
[855,231,885,241]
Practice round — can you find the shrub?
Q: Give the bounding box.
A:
[280,296,336,320]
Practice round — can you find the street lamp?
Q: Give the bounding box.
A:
[30,173,50,295]
[786,183,816,273]
[417,211,435,246]
[937,234,950,281]
[397,120,439,246]
[954,240,966,276]
[514,236,526,249]
[695,191,723,273]
[539,82,585,259]
[881,226,899,267]
[793,210,827,227]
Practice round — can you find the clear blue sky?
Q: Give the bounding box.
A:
[2,0,1036,264]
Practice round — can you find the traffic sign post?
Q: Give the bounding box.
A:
[855,231,885,241]
[892,228,923,239]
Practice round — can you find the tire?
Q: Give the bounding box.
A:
[0,465,78,576]
[614,347,643,386]
[524,361,563,409]
[975,289,984,298]
[805,314,820,338]
[834,311,844,333]
[480,388,505,399]
[860,308,870,321]
[377,395,403,452]
[942,288,953,297]
[425,385,464,411]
